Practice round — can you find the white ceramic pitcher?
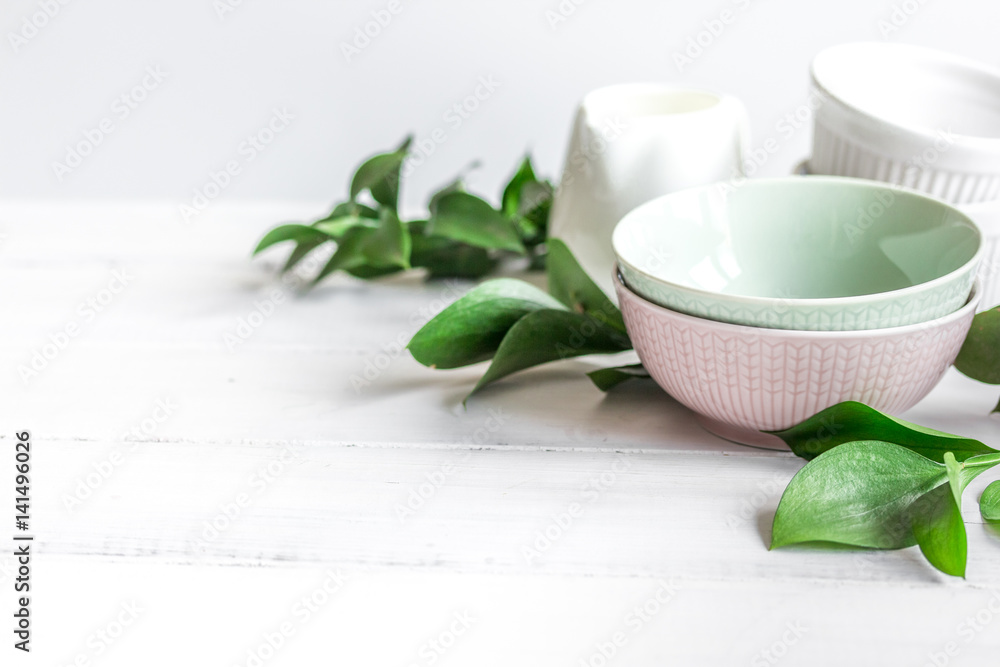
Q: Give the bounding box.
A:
[548,83,751,299]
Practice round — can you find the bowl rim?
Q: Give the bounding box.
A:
[798,160,1000,225]
[579,82,743,125]
[809,41,1000,150]
[612,175,984,311]
[810,41,1000,151]
[614,266,981,340]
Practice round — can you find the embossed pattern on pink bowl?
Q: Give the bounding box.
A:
[615,269,980,434]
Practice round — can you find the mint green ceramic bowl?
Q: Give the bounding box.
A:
[612,177,982,330]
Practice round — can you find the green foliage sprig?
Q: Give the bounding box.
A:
[252,136,554,283]
[769,403,1000,578]
[982,481,1000,522]
[955,306,1000,413]
[408,239,632,398]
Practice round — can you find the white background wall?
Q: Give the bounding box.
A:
[2,0,999,213]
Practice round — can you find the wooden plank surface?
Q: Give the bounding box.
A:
[3,203,1000,665]
[17,558,1000,667]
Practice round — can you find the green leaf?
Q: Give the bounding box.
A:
[958,452,1000,487]
[501,156,553,226]
[767,401,996,463]
[254,205,382,273]
[546,238,627,333]
[526,249,547,273]
[366,208,411,270]
[429,178,466,212]
[427,161,481,211]
[516,181,554,264]
[994,395,1000,414]
[955,307,1000,384]
[587,364,651,392]
[500,157,552,266]
[471,309,632,396]
[255,208,380,275]
[282,235,329,273]
[420,179,513,274]
[911,453,967,577]
[313,215,379,239]
[501,156,538,219]
[349,136,412,210]
[516,180,554,253]
[517,179,554,218]
[426,191,525,254]
[323,201,379,220]
[771,441,946,552]
[312,226,375,283]
[345,264,407,279]
[771,441,1000,577]
[981,480,1000,522]
[408,279,565,369]
[409,232,498,279]
[252,224,331,256]
[312,209,410,284]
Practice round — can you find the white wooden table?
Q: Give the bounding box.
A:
[4,203,1000,666]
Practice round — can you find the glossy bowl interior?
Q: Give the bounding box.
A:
[613,177,981,330]
[797,159,1000,311]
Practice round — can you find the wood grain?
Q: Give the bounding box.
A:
[4,203,1000,665]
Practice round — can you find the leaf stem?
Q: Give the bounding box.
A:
[963,452,1000,469]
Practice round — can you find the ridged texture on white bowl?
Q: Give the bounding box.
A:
[811,121,1000,205]
[978,234,1000,309]
[618,279,976,433]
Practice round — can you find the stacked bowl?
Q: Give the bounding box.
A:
[804,42,1000,310]
[612,177,982,446]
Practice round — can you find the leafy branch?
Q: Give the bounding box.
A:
[769,403,1000,577]
[408,239,632,399]
[252,136,554,283]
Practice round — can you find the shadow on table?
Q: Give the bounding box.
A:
[756,510,960,584]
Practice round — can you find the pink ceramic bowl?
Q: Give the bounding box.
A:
[615,269,980,446]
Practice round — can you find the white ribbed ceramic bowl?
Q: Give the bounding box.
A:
[959,199,1000,310]
[615,268,980,447]
[810,42,1000,205]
